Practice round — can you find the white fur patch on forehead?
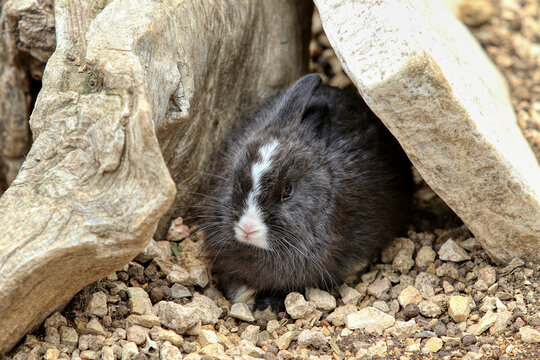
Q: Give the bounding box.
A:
[251,139,279,193]
[234,139,279,250]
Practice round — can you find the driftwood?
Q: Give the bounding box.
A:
[0,0,55,191]
[0,0,311,353]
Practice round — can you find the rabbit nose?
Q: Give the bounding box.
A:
[239,217,260,235]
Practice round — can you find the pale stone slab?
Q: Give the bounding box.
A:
[315,0,540,263]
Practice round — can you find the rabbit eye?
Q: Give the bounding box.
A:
[281,184,294,202]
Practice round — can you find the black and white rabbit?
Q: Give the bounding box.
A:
[202,74,413,306]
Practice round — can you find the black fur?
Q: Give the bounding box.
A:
[202,74,413,304]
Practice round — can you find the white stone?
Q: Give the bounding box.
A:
[305,288,337,311]
[199,329,218,347]
[474,311,497,335]
[346,307,395,335]
[520,326,540,343]
[86,292,108,317]
[424,337,443,353]
[121,341,139,360]
[416,246,436,269]
[448,295,470,322]
[160,341,182,360]
[284,292,316,319]
[229,303,255,322]
[297,330,327,348]
[438,239,471,262]
[339,284,362,305]
[127,287,153,315]
[153,301,200,334]
[398,285,423,307]
[314,0,540,264]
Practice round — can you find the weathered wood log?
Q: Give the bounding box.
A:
[0,0,55,192]
[315,0,540,263]
[0,0,311,353]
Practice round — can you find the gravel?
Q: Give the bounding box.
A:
[5,2,540,359]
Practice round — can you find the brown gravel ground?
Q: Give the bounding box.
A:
[2,1,540,359]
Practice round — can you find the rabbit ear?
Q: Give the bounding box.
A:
[276,74,321,122]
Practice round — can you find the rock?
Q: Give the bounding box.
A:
[385,319,418,339]
[189,266,209,288]
[185,293,221,325]
[121,341,140,359]
[160,341,182,360]
[457,0,496,27]
[199,329,218,347]
[442,280,455,293]
[240,339,265,357]
[241,325,260,344]
[229,303,255,322]
[79,350,98,360]
[86,292,108,317]
[127,325,147,345]
[275,331,296,350]
[153,301,200,334]
[126,314,161,328]
[403,303,420,319]
[150,327,183,346]
[266,320,280,334]
[474,311,497,335]
[520,326,540,343]
[84,319,105,337]
[171,284,192,299]
[127,287,153,315]
[135,239,161,263]
[326,305,358,326]
[474,266,497,290]
[156,241,173,259]
[416,246,436,269]
[339,284,362,305]
[59,326,78,348]
[367,278,391,299]
[462,335,478,348]
[44,312,68,329]
[369,340,388,357]
[167,265,191,285]
[393,250,415,274]
[305,288,336,311]
[314,0,540,264]
[101,346,115,360]
[167,217,190,241]
[199,343,225,358]
[78,334,105,351]
[418,300,442,317]
[459,238,482,252]
[372,300,391,313]
[346,307,395,335]
[424,337,443,352]
[113,328,127,340]
[284,293,316,319]
[44,348,60,360]
[398,285,423,307]
[381,237,415,263]
[415,272,438,298]
[438,239,471,262]
[448,296,471,322]
[297,330,327,348]
[45,327,60,345]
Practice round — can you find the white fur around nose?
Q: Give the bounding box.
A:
[235,139,279,249]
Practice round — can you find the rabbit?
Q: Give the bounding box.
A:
[201,74,413,307]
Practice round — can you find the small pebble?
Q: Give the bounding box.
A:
[229,303,255,322]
